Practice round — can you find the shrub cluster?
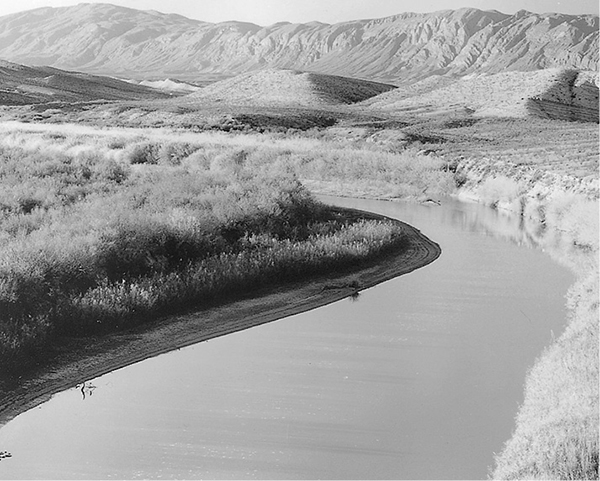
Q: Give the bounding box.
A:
[0,135,407,374]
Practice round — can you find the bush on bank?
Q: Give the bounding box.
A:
[0,137,408,374]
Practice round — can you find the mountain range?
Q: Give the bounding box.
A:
[0,3,597,84]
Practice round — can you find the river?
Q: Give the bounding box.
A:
[0,196,574,479]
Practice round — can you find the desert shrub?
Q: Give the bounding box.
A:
[125,142,161,164]
[59,217,406,334]
[478,175,522,207]
[126,141,203,167]
[157,142,200,166]
[181,148,212,172]
[210,148,248,176]
[106,137,127,149]
[545,192,599,251]
[0,131,411,372]
[17,197,44,215]
[95,219,219,281]
[1,210,48,237]
[94,158,130,183]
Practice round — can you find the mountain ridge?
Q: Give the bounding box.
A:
[0,4,597,83]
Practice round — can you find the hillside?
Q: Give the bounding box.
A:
[0,60,171,104]
[0,4,596,83]
[184,69,396,107]
[363,68,599,122]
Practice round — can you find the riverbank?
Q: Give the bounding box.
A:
[1,124,439,371]
[0,212,440,426]
[453,159,599,479]
[305,147,598,479]
[310,115,598,478]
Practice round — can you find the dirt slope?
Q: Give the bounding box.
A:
[0,60,171,105]
[364,68,599,122]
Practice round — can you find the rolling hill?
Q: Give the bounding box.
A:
[0,4,596,84]
[363,68,600,122]
[184,69,396,107]
[0,59,171,104]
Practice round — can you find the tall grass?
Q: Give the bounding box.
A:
[0,129,410,374]
[0,122,458,201]
[60,219,404,333]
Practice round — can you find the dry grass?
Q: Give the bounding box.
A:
[493,267,599,480]
[0,121,456,201]
[1,122,445,377]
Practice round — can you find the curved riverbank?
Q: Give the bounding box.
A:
[453,161,599,479]
[312,160,598,478]
[0,210,440,426]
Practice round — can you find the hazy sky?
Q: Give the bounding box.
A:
[0,0,597,24]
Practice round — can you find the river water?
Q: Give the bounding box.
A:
[0,196,573,480]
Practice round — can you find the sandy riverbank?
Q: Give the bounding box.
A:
[0,212,440,426]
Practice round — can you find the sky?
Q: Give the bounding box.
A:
[0,0,597,24]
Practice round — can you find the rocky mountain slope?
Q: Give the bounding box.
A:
[0,59,170,104]
[0,4,596,84]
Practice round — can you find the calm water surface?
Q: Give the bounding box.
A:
[0,197,573,479]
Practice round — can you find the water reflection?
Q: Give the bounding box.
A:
[0,196,575,480]
[424,196,597,274]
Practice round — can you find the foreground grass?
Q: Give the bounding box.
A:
[0,127,412,376]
